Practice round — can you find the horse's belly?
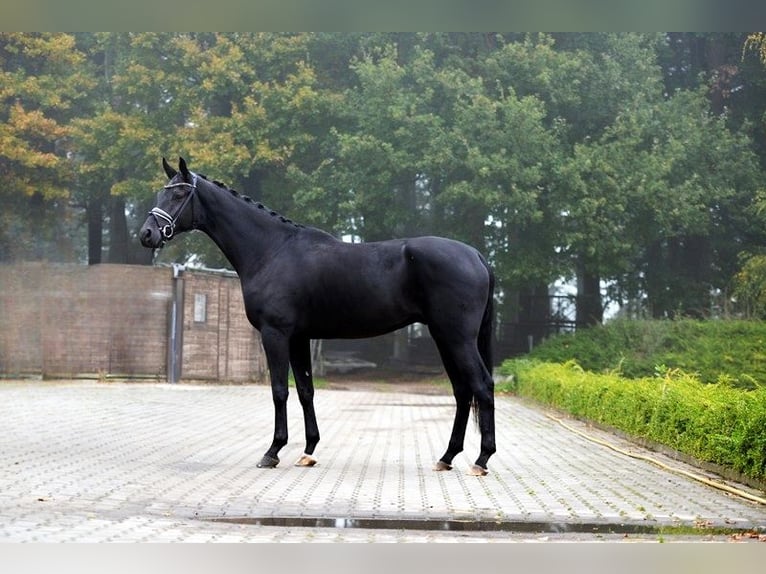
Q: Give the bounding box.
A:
[304,298,422,339]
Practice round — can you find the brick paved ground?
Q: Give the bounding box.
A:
[1,380,764,542]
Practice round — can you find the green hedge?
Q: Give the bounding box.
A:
[498,359,766,482]
[525,319,766,387]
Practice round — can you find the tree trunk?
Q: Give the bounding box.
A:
[576,259,603,326]
[644,240,664,318]
[108,195,129,263]
[129,196,156,265]
[680,234,712,318]
[87,193,103,265]
[515,282,551,352]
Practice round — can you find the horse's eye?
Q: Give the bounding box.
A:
[173,189,187,199]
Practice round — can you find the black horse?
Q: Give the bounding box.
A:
[140,158,496,475]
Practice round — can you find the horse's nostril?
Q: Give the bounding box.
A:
[140,227,153,246]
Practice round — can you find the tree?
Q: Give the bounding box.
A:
[151,33,352,268]
[571,84,761,318]
[5,32,766,341]
[643,33,766,316]
[70,33,202,265]
[310,37,566,353]
[0,33,94,262]
[474,34,667,326]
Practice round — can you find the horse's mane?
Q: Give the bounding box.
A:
[198,173,305,229]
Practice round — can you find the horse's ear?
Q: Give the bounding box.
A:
[178,157,190,179]
[162,157,177,179]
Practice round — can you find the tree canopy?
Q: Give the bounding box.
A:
[3,32,766,335]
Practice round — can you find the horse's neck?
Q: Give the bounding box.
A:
[196,184,295,276]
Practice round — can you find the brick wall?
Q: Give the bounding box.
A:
[0,263,267,382]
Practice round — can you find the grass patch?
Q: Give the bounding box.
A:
[288,371,329,389]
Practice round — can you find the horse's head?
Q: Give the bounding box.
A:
[140,157,198,249]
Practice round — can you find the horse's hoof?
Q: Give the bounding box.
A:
[433,460,453,471]
[467,464,488,477]
[256,455,280,468]
[295,453,317,467]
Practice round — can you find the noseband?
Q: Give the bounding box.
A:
[150,173,198,241]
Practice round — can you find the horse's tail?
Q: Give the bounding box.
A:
[472,253,495,426]
[478,255,495,376]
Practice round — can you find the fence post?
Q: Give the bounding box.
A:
[167,264,185,383]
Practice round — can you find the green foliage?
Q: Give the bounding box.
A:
[744,33,766,64]
[522,318,766,388]
[0,33,96,262]
[3,32,766,330]
[733,253,766,319]
[498,359,766,481]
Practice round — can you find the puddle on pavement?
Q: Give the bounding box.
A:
[205,515,676,535]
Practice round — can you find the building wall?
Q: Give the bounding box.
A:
[181,268,268,381]
[0,263,267,382]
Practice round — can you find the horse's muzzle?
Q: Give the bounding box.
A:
[139,219,163,249]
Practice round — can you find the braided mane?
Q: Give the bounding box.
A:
[199,173,304,229]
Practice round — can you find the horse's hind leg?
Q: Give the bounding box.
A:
[470,376,496,475]
[435,387,473,471]
[432,339,473,471]
[290,336,320,467]
[465,348,495,475]
[433,336,496,475]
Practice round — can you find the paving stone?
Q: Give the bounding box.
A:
[0,381,764,542]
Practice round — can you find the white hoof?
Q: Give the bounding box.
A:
[295,453,317,467]
[467,464,488,477]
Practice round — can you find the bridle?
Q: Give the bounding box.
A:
[150,172,198,241]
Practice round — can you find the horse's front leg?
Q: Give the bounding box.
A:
[257,327,290,468]
[290,336,320,467]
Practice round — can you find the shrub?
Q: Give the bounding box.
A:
[526,318,766,388]
[498,359,766,481]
